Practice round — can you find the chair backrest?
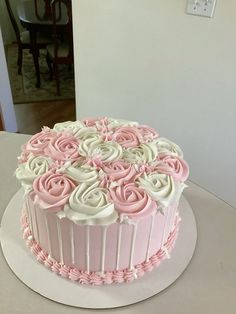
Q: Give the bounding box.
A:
[5,0,21,45]
[51,0,73,61]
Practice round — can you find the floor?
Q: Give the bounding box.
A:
[14,99,76,135]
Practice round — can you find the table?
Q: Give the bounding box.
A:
[0,131,236,314]
[17,0,68,87]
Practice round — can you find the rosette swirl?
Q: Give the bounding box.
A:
[112,126,141,148]
[53,121,85,136]
[138,172,184,207]
[23,127,57,156]
[33,172,76,210]
[102,161,137,186]
[82,141,123,163]
[65,163,99,183]
[137,125,158,143]
[44,133,80,162]
[123,143,158,164]
[155,137,183,157]
[15,154,51,192]
[83,117,108,128]
[156,154,189,182]
[109,183,157,222]
[59,182,118,225]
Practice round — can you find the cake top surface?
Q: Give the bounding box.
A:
[16,117,189,226]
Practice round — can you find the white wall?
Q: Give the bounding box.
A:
[0,27,18,132]
[73,0,236,208]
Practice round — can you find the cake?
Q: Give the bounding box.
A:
[15,117,189,285]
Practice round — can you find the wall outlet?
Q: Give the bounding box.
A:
[186,0,217,18]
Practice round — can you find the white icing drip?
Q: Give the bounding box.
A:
[100,226,108,273]
[56,219,64,264]
[25,197,33,235]
[116,224,122,270]
[161,206,170,248]
[86,226,90,272]
[70,224,75,264]
[33,205,40,243]
[145,212,156,261]
[170,206,178,232]
[44,213,52,256]
[129,223,137,270]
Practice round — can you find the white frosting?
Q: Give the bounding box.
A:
[15,154,51,192]
[65,163,99,183]
[107,118,139,129]
[80,140,123,163]
[155,137,183,157]
[78,137,101,157]
[75,127,101,141]
[123,143,158,164]
[57,182,118,225]
[138,172,184,207]
[53,121,85,136]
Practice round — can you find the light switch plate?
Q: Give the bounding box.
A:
[186,0,217,18]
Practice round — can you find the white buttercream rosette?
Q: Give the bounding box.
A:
[53,120,85,137]
[15,154,52,192]
[137,172,186,209]
[16,118,189,225]
[58,182,118,225]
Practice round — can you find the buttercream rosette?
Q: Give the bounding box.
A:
[16,117,189,225]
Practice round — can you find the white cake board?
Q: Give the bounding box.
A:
[0,189,197,309]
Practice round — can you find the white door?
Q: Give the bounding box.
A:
[0,26,18,132]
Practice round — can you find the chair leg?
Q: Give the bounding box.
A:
[46,53,53,80]
[17,47,23,75]
[54,63,60,96]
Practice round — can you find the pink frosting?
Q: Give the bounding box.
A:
[23,128,57,157]
[69,268,81,281]
[89,273,103,285]
[51,261,62,274]
[44,257,54,268]
[37,250,48,263]
[83,117,108,129]
[137,125,159,142]
[21,212,180,285]
[112,126,141,148]
[112,270,125,283]
[156,154,189,182]
[102,161,138,186]
[142,260,154,272]
[60,265,71,278]
[17,149,31,164]
[44,133,80,162]
[109,183,157,220]
[32,172,76,210]
[103,272,113,285]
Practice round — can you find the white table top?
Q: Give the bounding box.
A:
[0,131,236,314]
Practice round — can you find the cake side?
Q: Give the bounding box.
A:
[21,208,181,284]
[24,192,179,272]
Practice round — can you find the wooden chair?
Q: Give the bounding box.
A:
[46,0,74,95]
[5,0,52,75]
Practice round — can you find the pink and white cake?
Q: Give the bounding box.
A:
[16,117,189,285]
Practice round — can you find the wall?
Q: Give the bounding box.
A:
[72,0,236,207]
[0,27,18,132]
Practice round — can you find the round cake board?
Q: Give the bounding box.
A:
[0,189,197,309]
